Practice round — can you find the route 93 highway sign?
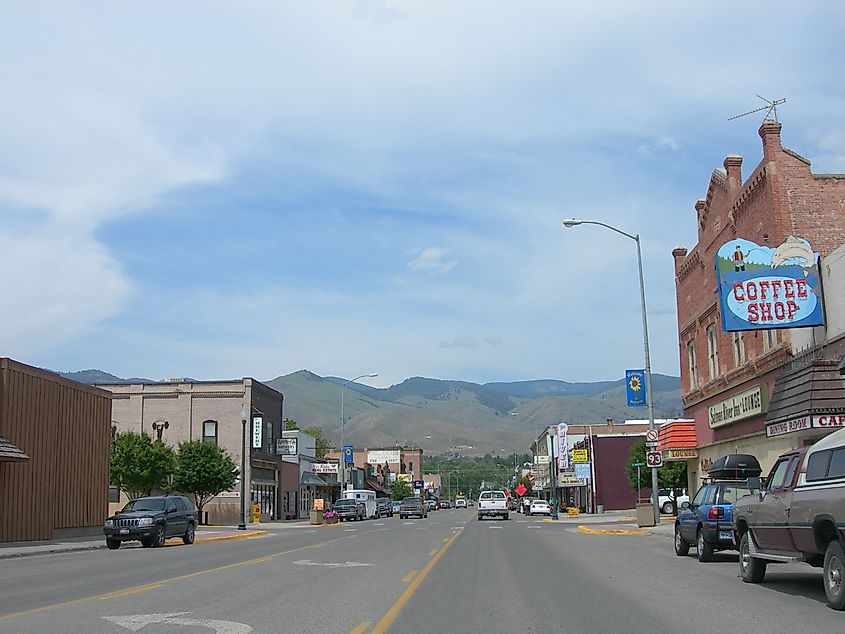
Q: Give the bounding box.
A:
[646,451,663,468]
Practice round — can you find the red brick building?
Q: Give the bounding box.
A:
[670,121,845,488]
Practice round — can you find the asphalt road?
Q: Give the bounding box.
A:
[0,509,842,633]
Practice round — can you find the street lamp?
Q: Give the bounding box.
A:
[510,412,540,451]
[562,218,660,525]
[238,404,247,530]
[340,373,377,492]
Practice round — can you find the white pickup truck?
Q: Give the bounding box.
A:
[477,490,509,521]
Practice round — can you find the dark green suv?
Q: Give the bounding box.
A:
[104,495,197,549]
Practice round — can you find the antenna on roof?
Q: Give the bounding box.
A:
[728,95,787,123]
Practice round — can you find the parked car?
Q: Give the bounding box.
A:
[655,488,689,515]
[733,428,845,609]
[478,490,509,520]
[400,496,427,519]
[675,454,761,562]
[455,496,467,508]
[333,498,365,521]
[440,500,451,509]
[529,499,552,516]
[376,498,393,517]
[426,499,438,511]
[103,495,197,549]
[391,500,402,515]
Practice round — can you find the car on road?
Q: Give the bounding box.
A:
[376,498,393,517]
[333,498,365,521]
[529,499,552,516]
[675,454,761,562]
[477,490,509,521]
[391,500,401,515]
[733,428,845,610]
[655,488,689,515]
[426,499,438,511]
[440,500,451,509]
[400,496,427,519]
[455,496,467,508]
[103,494,197,549]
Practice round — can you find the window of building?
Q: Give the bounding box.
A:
[763,329,778,353]
[707,325,719,381]
[687,339,698,390]
[202,420,218,445]
[732,332,746,367]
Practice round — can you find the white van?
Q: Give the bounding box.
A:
[342,489,379,519]
[455,496,467,508]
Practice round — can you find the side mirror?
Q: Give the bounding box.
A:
[680,501,690,510]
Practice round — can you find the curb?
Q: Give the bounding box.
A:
[577,525,649,535]
[195,530,266,543]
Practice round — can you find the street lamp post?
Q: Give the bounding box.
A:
[340,373,377,492]
[238,404,247,530]
[562,218,660,525]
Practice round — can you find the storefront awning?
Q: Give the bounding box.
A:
[300,472,328,487]
[0,436,29,462]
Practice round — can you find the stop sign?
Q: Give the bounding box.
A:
[515,483,527,497]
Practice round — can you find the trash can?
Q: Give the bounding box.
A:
[635,502,656,527]
[596,505,604,514]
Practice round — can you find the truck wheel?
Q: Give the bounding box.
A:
[106,538,121,550]
[697,529,714,562]
[674,525,690,556]
[477,514,483,521]
[182,523,195,545]
[824,540,845,610]
[662,502,674,515]
[739,532,766,583]
[153,524,167,547]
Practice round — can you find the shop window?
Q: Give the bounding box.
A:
[732,332,746,367]
[687,339,698,390]
[108,485,120,503]
[707,325,719,380]
[202,420,218,445]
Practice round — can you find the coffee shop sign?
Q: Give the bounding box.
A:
[708,384,768,429]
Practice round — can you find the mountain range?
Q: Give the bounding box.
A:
[59,368,682,454]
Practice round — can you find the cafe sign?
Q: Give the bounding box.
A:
[708,384,768,429]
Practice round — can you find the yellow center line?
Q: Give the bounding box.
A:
[402,570,418,583]
[0,532,360,622]
[350,621,371,634]
[429,549,438,556]
[371,528,464,634]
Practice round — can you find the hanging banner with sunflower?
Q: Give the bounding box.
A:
[625,369,646,407]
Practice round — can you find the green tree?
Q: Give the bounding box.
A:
[172,440,238,523]
[303,426,331,459]
[390,479,414,500]
[110,431,176,499]
[283,418,299,431]
[625,437,687,493]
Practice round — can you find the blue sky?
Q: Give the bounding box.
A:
[1,2,844,389]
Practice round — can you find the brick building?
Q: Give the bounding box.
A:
[670,120,845,488]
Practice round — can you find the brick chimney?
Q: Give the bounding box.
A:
[759,120,782,162]
[672,246,688,275]
[724,155,743,195]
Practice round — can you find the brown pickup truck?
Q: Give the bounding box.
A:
[733,427,845,609]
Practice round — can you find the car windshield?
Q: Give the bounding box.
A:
[122,498,165,512]
[402,497,419,503]
[335,499,356,506]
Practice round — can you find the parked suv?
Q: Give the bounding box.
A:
[333,498,365,521]
[734,428,845,610]
[103,495,197,549]
[674,454,761,562]
[376,498,393,517]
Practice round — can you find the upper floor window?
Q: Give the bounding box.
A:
[732,332,746,367]
[706,325,719,381]
[203,420,218,445]
[763,329,778,353]
[687,339,698,390]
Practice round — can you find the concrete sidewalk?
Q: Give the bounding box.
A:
[0,519,309,560]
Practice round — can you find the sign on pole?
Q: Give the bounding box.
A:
[625,370,647,407]
[571,449,589,463]
[557,423,569,471]
[574,463,591,480]
[646,451,663,468]
[343,445,354,464]
[646,429,659,442]
[276,437,298,456]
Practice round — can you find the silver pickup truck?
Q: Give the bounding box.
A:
[733,427,845,610]
[477,490,509,521]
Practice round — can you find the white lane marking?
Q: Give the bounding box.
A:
[516,520,527,523]
[488,526,503,529]
[450,526,464,530]
[528,526,541,529]
[374,523,385,526]
[104,613,252,633]
[294,560,374,568]
[403,522,414,525]
[344,528,358,532]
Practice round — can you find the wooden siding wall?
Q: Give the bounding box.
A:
[0,359,111,542]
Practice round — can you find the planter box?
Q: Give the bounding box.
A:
[635,502,656,527]
[324,517,339,525]
[309,510,324,525]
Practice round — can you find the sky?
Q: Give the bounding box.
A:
[1,2,844,389]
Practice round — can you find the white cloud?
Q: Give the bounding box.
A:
[440,336,479,349]
[408,247,458,274]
